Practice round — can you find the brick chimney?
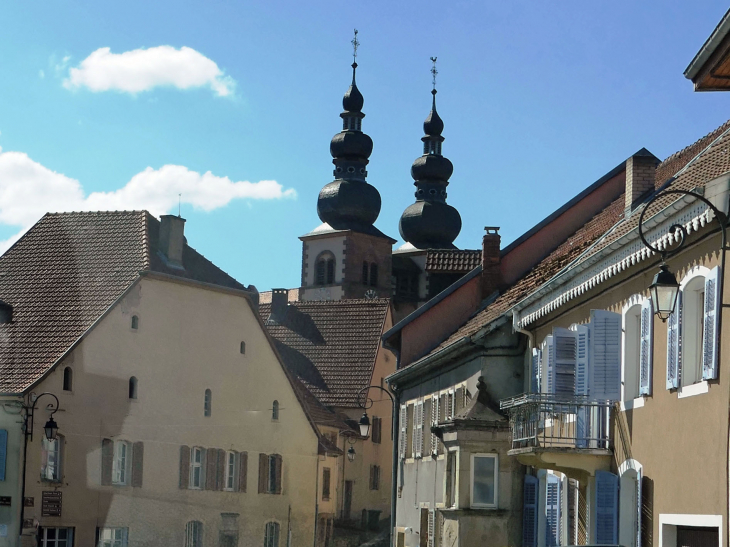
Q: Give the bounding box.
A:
[159,215,186,268]
[481,227,502,300]
[268,289,289,324]
[625,150,659,216]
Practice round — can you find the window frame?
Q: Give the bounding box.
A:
[264,521,280,547]
[322,467,331,500]
[97,527,128,547]
[621,299,643,403]
[678,266,711,390]
[204,389,212,417]
[128,376,137,400]
[445,449,458,508]
[189,446,204,489]
[130,315,139,330]
[40,527,74,547]
[41,435,63,482]
[272,400,279,421]
[112,440,131,486]
[224,450,236,491]
[185,520,203,547]
[62,367,73,392]
[470,453,498,509]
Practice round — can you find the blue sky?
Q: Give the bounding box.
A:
[1,1,729,291]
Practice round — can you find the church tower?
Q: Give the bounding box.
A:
[299,32,395,302]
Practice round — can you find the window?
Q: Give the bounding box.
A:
[268,455,277,491]
[272,400,279,420]
[623,304,642,401]
[315,253,336,286]
[128,377,137,400]
[445,450,457,508]
[683,275,705,386]
[264,522,280,547]
[204,389,212,417]
[370,263,378,287]
[190,447,204,489]
[471,453,498,508]
[259,453,282,494]
[131,315,139,330]
[369,465,380,490]
[185,521,203,547]
[98,527,128,547]
[41,528,73,547]
[622,297,653,402]
[240,341,246,354]
[322,468,331,500]
[225,451,236,491]
[112,441,130,485]
[41,436,62,481]
[371,416,382,444]
[62,367,73,391]
[362,261,369,284]
[326,259,335,284]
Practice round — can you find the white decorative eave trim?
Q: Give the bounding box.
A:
[514,193,714,328]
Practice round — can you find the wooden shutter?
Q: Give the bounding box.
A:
[369,465,374,490]
[101,438,113,486]
[522,475,539,547]
[258,453,268,493]
[552,328,576,396]
[589,310,622,401]
[216,449,226,491]
[544,335,554,394]
[703,266,721,380]
[399,405,407,459]
[131,441,144,488]
[420,508,429,547]
[545,474,561,547]
[179,445,190,489]
[423,399,432,455]
[274,454,282,494]
[373,417,382,444]
[205,447,217,490]
[531,348,542,393]
[639,298,654,395]
[595,470,619,545]
[666,291,682,389]
[238,452,248,492]
[431,394,439,456]
[0,430,7,482]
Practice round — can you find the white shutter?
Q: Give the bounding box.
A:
[531,348,542,393]
[417,401,424,458]
[552,328,577,397]
[639,298,654,395]
[666,291,682,389]
[575,325,590,396]
[431,394,439,456]
[412,403,419,459]
[428,509,435,547]
[595,470,619,545]
[702,266,721,380]
[399,405,407,459]
[545,473,561,547]
[543,336,554,394]
[589,309,622,401]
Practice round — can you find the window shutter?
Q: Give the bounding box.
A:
[411,404,419,459]
[258,453,268,493]
[531,348,542,393]
[703,266,721,380]
[238,452,248,492]
[0,430,7,482]
[595,470,619,545]
[545,474,561,547]
[179,445,190,489]
[574,325,590,396]
[551,328,576,397]
[544,335,554,394]
[431,394,439,456]
[101,438,113,486]
[399,405,407,459]
[423,399,432,455]
[454,386,464,415]
[522,475,539,547]
[428,509,435,547]
[216,449,226,491]
[274,454,283,494]
[205,447,217,490]
[589,310,622,401]
[418,402,424,457]
[639,298,654,395]
[666,291,682,389]
[131,441,144,488]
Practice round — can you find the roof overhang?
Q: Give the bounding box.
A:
[685,9,730,91]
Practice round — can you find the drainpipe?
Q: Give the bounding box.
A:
[313,453,320,547]
[389,385,400,547]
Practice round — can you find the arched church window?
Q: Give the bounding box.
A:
[326,259,335,284]
[370,264,378,287]
[362,262,369,285]
[315,252,336,286]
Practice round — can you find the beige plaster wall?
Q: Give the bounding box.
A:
[22,276,320,547]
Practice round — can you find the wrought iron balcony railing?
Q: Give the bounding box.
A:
[499,393,613,451]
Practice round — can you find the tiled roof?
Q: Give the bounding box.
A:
[0,211,247,393]
[291,377,352,431]
[431,118,730,355]
[260,299,390,407]
[425,250,481,273]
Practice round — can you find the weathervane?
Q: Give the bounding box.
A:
[351,29,360,67]
[430,56,438,91]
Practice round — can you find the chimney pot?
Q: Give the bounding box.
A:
[481,227,502,300]
[159,215,186,268]
[268,289,289,324]
[625,153,659,216]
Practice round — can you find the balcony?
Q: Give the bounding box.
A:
[499,394,613,481]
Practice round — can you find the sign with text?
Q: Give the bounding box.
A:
[41,491,61,517]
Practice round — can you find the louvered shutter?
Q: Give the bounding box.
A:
[431,394,439,456]
[552,328,576,397]
[131,441,144,488]
[399,405,407,459]
[639,298,654,395]
[428,510,435,547]
[205,447,217,490]
[545,474,561,547]
[666,291,682,389]
[531,348,542,393]
[544,336,555,394]
[595,470,619,545]
[0,430,7,482]
[216,449,226,490]
[575,325,590,448]
[589,310,622,401]
[455,387,464,415]
[702,266,721,380]
[423,399,432,455]
[522,475,539,547]
[179,445,190,489]
[258,453,268,493]
[414,402,423,458]
[238,452,248,492]
[101,438,113,486]
[274,454,283,494]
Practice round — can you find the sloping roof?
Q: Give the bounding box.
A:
[0,211,247,393]
[291,376,352,431]
[428,118,730,356]
[425,250,481,273]
[260,298,390,407]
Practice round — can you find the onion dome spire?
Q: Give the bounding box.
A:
[317,30,382,232]
[399,58,462,249]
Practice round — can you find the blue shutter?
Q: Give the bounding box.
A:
[552,328,576,397]
[531,348,542,394]
[545,336,554,395]
[589,310,622,401]
[639,299,653,395]
[545,474,561,547]
[702,266,721,380]
[523,475,539,547]
[0,430,6,481]
[666,291,682,389]
[595,470,618,545]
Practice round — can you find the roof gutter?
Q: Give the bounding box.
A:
[685,8,730,80]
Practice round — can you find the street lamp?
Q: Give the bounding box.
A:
[649,265,680,321]
[43,416,59,441]
[358,412,371,438]
[347,446,356,462]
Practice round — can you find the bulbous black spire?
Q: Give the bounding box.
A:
[317,31,382,231]
[399,58,461,249]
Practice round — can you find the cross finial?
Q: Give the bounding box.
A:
[351,29,360,66]
[430,56,438,91]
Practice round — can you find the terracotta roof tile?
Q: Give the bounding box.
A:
[425,250,481,273]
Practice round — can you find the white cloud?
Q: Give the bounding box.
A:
[63,46,235,96]
[0,149,295,254]
[39,69,45,79]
